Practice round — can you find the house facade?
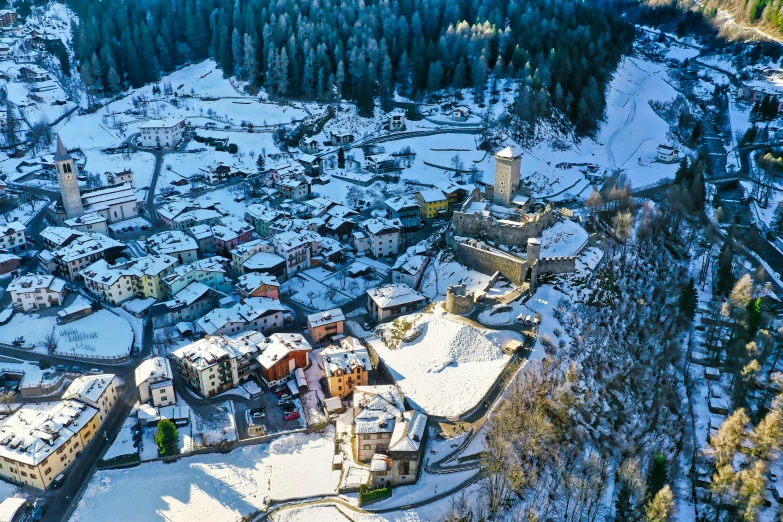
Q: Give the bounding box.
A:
[322,336,371,399]
[139,118,185,148]
[360,218,401,258]
[135,357,175,407]
[306,308,345,344]
[0,222,27,253]
[8,274,66,312]
[367,284,426,322]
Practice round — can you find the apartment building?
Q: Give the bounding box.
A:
[321,336,372,399]
[236,273,280,299]
[150,282,228,328]
[50,233,126,281]
[0,222,26,253]
[195,297,286,337]
[139,117,185,148]
[359,218,401,258]
[0,374,118,490]
[145,231,198,264]
[135,357,175,407]
[366,284,426,322]
[255,333,313,386]
[82,255,178,305]
[162,257,226,296]
[271,230,323,277]
[172,332,264,397]
[8,274,66,312]
[306,308,345,344]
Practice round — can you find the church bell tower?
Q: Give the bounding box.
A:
[55,135,83,219]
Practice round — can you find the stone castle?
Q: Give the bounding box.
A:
[448,148,578,292]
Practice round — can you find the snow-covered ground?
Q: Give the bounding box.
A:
[369,305,520,417]
[539,219,590,258]
[103,417,138,461]
[72,428,340,522]
[0,301,133,359]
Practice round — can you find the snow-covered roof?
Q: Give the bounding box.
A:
[322,337,372,378]
[173,208,224,224]
[416,189,447,203]
[188,224,213,240]
[196,297,286,335]
[255,332,313,370]
[40,226,83,247]
[272,230,322,252]
[134,356,173,387]
[8,274,65,295]
[64,212,107,227]
[0,497,27,522]
[83,255,178,286]
[495,146,521,159]
[0,221,24,236]
[0,253,20,264]
[62,374,116,406]
[385,195,418,212]
[360,218,400,236]
[392,253,428,276]
[0,400,98,466]
[298,153,319,163]
[139,117,184,129]
[156,281,220,311]
[146,231,197,256]
[243,251,285,271]
[389,410,427,452]
[367,284,425,309]
[245,204,286,222]
[307,308,345,328]
[173,331,270,370]
[122,297,155,313]
[81,183,136,212]
[162,257,225,285]
[237,272,280,294]
[53,233,124,263]
[353,385,405,434]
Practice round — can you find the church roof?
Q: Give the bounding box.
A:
[53,135,71,162]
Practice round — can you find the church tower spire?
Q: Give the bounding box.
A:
[55,134,83,219]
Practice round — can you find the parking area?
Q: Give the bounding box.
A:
[234,385,305,439]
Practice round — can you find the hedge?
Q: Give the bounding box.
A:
[98,452,140,469]
[227,143,238,154]
[359,485,391,505]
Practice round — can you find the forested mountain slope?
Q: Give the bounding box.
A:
[67,0,633,134]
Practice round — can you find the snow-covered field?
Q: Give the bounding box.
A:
[539,219,590,258]
[0,304,133,359]
[72,428,340,522]
[370,306,520,417]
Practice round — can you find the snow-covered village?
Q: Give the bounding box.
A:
[0,0,781,520]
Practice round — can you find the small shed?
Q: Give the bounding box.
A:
[709,398,729,415]
[324,396,345,414]
[705,367,720,381]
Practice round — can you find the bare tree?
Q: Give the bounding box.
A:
[43,328,59,355]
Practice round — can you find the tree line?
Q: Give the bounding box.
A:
[67,0,633,133]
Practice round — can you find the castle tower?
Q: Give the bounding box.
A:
[55,135,83,219]
[526,237,541,268]
[493,147,522,206]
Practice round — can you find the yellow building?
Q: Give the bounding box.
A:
[0,400,99,490]
[414,189,448,220]
[0,373,119,490]
[322,337,372,399]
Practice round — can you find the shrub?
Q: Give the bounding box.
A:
[228,143,238,154]
[38,360,51,370]
[214,144,225,151]
[359,485,391,505]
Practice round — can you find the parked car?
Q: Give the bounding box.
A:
[279,393,292,401]
[31,504,47,521]
[128,226,135,231]
[51,473,65,488]
[284,411,300,421]
[55,365,69,372]
[89,368,102,375]
[277,399,292,407]
[71,366,86,374]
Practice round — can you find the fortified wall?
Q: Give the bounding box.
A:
[452,203,556,246]
[452,238,527,285]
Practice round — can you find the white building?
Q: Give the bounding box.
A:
[172,332,264,397]
[50,233,125,281]
[391,253,429,289]
[139,117,185,148]
[134,357,175,407]
[0,221,26,253]
[8,274,66,311]
[657,144,679,162]
[145,231,198,264]
[360,218,401,258]
[366,283,426,322]
[196,297,286,337]
[64,213,108,234]
[62,374,119,424]
[80,183,139,224]
[271,230,323,277]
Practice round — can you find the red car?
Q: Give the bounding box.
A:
[284,411,300,421]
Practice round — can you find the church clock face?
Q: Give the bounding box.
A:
[64,173,73,181]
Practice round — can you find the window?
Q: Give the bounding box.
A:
[363,445,371,450]
[161,396,168,401]
[30,474,36,479]
[45,467,51,475]
[84,431,91,439]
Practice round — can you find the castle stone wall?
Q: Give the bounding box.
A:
[452,205,556,246]
[453,240,526,285]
